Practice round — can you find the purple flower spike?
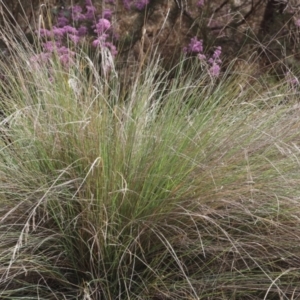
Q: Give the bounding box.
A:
[31,52,52,64]
[55,47,75,68]
[92,39,101,47]
[103,9,113,20]
[34,0,118,72]
[198,53,206,61]
[57,46,70,55]
[104,42,118,57]
[209,46,222,65]
[38,28,52,38]
[52,26,66,38]
[212,46,221,60]
[69,34,80,44]
[59,53,74,68]
[57,16,69,27]
[85,5,97,19]
[77,25,88,37]
[43,41,61,52]
[92,34,108,47]
[72,5,82,14]
[71,5,86,21]
[63,25,78,35]
[94,18,111,35]
[209,63,221,77]
[184,37,203,54]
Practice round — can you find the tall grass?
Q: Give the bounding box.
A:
[0,31,300,299]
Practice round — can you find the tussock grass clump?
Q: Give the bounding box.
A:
[1,37,300,299]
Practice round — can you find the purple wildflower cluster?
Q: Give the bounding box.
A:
[122,0,150,10]
[184,37,222,77]
[208,46,222,77]
[183,37,203,54]
[30,0,220,79]
[32,0,117,69]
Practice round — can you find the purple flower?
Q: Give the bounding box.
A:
[208,46,222,65]
[184,37,203,54]
[209,63,220,77]
[213,46,221,58]
[85,0,93,5]
[71,5,86,21]
[57,16,69,27]
[57,46,70,55]
[37,28,52,38]
[31,52,52,64]
[295,19,300,27]
[135,0,150,10]
[104,42,118,57]
[92,34,108,47]
[94,18,111,35]
[212,46,222,62]
[59,53,74,67]
[52,26,66,38]
[103,8,113,19]
[68,34,80,44]
[77,25,88,36]
[43,41,61,52]
[92,39,101,47]
[197,0,204,7]
[198,53,206,61]
[85,5,97,19]
[55,47,76,68]
[63,25,78,35]
[72,5,82,14]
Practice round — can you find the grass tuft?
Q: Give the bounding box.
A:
[0,31,300,300]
